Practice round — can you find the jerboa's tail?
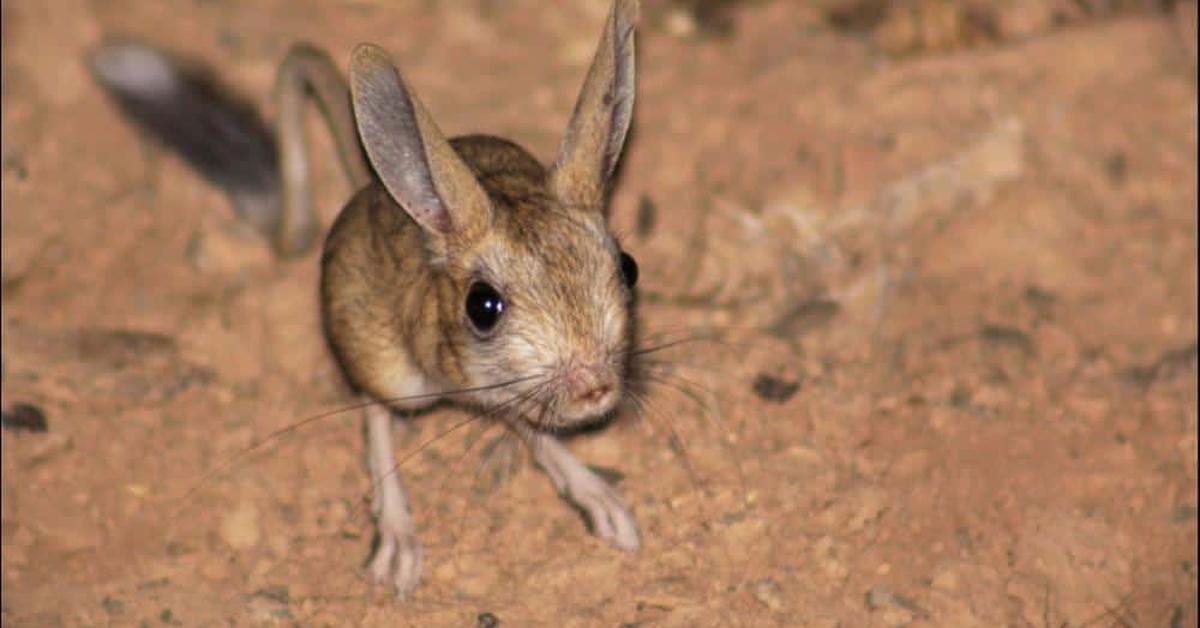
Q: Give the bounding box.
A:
[89,40,282,237]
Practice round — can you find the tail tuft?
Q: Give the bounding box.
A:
[89,40,281,235]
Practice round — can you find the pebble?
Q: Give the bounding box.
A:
[5,545,28,566]
[267,533,289,559]
[246,593,291,622]
[1,403,48,433]
[865,585,897,610]
[219,500,260,550]
[200,557,229,581]
[846,488,885,532]
[865,585,928,624]
[751,577,784,611]
[879,607,914,627]
[752,374,800,403]
[13,525,35,547]
[931,566,960,591]
[33,512,99,552]
[664,8,698,38]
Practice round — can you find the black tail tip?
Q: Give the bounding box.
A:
[88,39,182,103]
[88,38,284,240]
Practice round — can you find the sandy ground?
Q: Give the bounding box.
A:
[2,0,1197,625]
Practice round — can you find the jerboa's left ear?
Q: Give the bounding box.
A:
[349,44,492,247]
[549,0,638,211]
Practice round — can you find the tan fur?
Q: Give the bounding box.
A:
[321,135,633,427]
[304,0,645,594]
[90,0,644,598]
[323,0,641,431]
[315,0,645,596]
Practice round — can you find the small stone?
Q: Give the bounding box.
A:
[251,559,273,582]
[866,585,928,622]
[101,596,125,615]
[847,489,886,532]
[433,560,458,582]
[5,545,27,566]
[184,226,271,274]
[219,500,260,550]
[931,567,959,591]
[880,607,914,627]
[821,558,848,580]
[252,585,289,604]
[200,558,229,581]
[34,514,99,552]
[971,384,1008,409]
[751,577,784,611]
[13,525,35,547]
[1103,151,1127,185]
[785,445,823,466]
[1172,504,1197,523]
[1,403,48,433]
[752,374,800,403]
[665,8,698,38]
[246,593,291,622]
[267,533,289,559]
[865,586,896,610]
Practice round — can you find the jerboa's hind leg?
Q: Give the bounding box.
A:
[273,43,371,256]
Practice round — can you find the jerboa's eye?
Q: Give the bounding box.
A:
[466,281,505,333]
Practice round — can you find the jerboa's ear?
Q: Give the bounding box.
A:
[349,44,490,244]
[549,0,638,211]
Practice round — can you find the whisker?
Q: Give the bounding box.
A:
[633,324,777,362]
[626,363,753,579]
[639,369,715,418]
[445,385,546,489]
[442,382,554,556]
[383,373,543,405]
[436,380,561,561]
[373,375,552,501]
[444,420,511,559]
[631,333,725,357]
[169,374,541,510]
[620,385,744,579]
[625,387,703,485]
[635,363,751,500]
[638,368,724,440]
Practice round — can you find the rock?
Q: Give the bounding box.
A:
[866,585,928,623]
[931,566,960,592]
[200,557,230,581]
[751,577,785,612]
[12,525,35,547]
[847,488,886,532]
[30,511,98,552]
[219,500,260,550]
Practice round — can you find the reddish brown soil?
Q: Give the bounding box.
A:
[2,1,1197,626]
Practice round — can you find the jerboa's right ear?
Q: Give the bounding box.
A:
[349,44,490,246]
[550,0,638,211]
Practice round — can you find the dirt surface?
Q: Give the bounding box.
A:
[2,1,1197,625]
